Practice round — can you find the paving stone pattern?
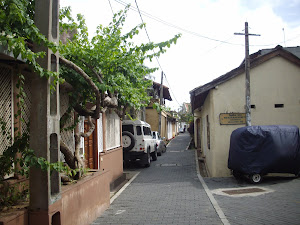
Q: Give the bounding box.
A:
[92,132,300,225]
[205,176,300,225]
[92,133,222,225]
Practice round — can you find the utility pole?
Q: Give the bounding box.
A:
[158,71,163,134]
[234,22,260,126]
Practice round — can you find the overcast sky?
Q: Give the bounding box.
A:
[60,0,300,110]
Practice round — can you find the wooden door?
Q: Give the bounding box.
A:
[84,119,98,169]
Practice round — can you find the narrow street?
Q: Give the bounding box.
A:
[92,133,300,225]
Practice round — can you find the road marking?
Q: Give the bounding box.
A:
[115,209,126,215]
[195,151,231,225]
[110,171,140,204]
[156,163,182,167]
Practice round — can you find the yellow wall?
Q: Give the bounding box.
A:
[194,56,300,177]
[146,108,159,131]
[145,108,168,139]
[161,113,167,139]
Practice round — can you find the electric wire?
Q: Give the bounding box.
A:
[163,73,181,107]
[108,0,115,15]
[134,0,181,108]
[250,33,300,47]
[115,0,300,108]
[114,0,300,48]
[134,0,163,71]
[115,0,243,46]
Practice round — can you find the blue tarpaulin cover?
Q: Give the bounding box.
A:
[228,125,300,175]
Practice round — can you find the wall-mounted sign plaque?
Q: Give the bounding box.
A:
[219,113,246,125]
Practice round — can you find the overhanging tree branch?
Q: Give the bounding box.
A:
[59,56,101,119]
[80,59,104,84]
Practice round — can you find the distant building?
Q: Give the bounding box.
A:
[181,102,192,114]
[178,102,191,132]
[145,81,178,140]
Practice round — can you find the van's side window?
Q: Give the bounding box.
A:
[136,126,142,135]
[143,126,151,136]
[122,125,134,135]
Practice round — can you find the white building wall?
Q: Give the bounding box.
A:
[167,121,172,140]
[195,56,300,177]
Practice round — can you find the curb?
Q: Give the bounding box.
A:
[194,151,230,225]
[186,137,192,151]
[110,171,140,204]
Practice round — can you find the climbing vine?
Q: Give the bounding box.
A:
[59,5,181,116]
[0,0,181,193]
[0,0,62,84]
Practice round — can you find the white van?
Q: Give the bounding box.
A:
[122,120,157,167]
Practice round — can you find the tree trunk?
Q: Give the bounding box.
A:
[60,140,76,169]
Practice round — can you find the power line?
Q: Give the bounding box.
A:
[163,73,181,107]
[107,0,114,15]
[200,35,236,56]
[114,0,242,46]
[134,0,163,71]
[250,33,300,47]
[133,0,181,108]
[115,0,300,48]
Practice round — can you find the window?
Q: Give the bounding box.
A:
[143,126,152,136]
[0,67,13,156]
[275,104,284,108]
[79,116,85,154]
[123,124,134,135]
[0,66,32,179]
[105,111,121,150]
[97,114,103,153]
[206,115,210,150]
[136,126,142,135]
[60,93,75,154]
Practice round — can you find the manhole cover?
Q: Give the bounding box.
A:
[211,187,274,197]
[156,163,182,167]
[222,188,265,195]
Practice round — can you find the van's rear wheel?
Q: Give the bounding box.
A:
[151,148,158,161]
[144,149,151,167]
[250,174,262,183]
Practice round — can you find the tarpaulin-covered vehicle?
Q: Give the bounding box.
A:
[228,125,300,183]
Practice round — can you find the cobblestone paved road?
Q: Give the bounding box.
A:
[92,132,300,225]
[205,176,300,225]
[92,133,222,225]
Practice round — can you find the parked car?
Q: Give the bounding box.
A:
[228,125,300,183]
[122,120,157,167]
[152,131,166,156]
[179,127,184,133]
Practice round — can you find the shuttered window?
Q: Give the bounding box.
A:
[0,66,13,156]
[97,114,103,153]
[60,93,75,155]
[105,111,121,150]
[206,115,210,150]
